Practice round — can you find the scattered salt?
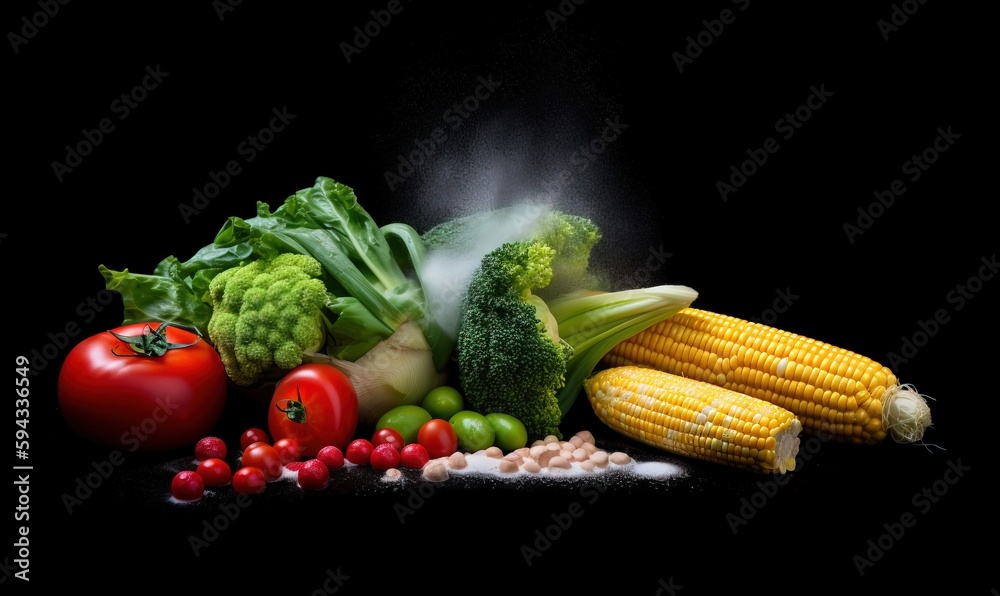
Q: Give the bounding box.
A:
[630,461,684,478]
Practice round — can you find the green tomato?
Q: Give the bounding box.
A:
[376,405,432,445]
[421,386,465,421]
[448,410,496,453]
[485,413,528,452]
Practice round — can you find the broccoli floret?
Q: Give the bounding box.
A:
[456,240,574,440]
[533,210,603,299]
[206,253,330,386]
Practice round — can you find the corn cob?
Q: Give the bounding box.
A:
[602,308,932,445]
[585,365,802,474]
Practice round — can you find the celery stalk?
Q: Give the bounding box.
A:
[549,285,698,416]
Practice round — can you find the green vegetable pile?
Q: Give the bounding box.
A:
[100,175,697,440]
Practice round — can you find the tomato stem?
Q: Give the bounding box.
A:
[276,385,308,424]
[108,322,202,357]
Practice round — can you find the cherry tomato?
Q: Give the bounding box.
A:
[369,443,401,471]
[58,322,227,451]
[233,467,266,494]
[317,446,345,471]
[195,436,227,461]
[345,439,374,465]
[171,470,205,501]
[417,419,458,459]
[371,428,404,453]
[273,437,303,464]
[268,363,359,457]
[296,459,330,490]
[241,443,284,481]
[243,441,269,453]
[240,428,271,450]
[196,458,232,487]
[399,443,430,469]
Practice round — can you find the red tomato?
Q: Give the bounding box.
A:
[369,443,401,471]
[195,436,227,461]
[417,419,458,459]
[273,437,302,464]
[196,458,232,487]
[399,443,430,469]
[233,467,266,494]
[317,446,345,471]
[58,322,227,452]
[242,441,269,453]
[296,459,330,490]
[371,428,404,452]
[171,471,205,501]
[241,443,284,482]
[268,364,358,457]
[345,439,374,466]
[240,428,271,450]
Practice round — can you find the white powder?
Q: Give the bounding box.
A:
[629,461,685,478]
[418,448,685,482]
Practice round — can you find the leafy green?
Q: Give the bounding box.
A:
[99,176,454,376]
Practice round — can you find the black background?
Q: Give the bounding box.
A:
[6,1,994,594]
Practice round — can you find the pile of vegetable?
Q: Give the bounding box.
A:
[55,175,695,492]
[64,175,695,448]
[57,174,932,485]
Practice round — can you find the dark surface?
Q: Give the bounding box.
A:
[7,1,992,594]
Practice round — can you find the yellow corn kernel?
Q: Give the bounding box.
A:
[603,308,932,445]
[585,366,802,474]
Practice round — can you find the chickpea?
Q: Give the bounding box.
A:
[609,451,632,465]
[422,462,449,482]
[447,451,468,469]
